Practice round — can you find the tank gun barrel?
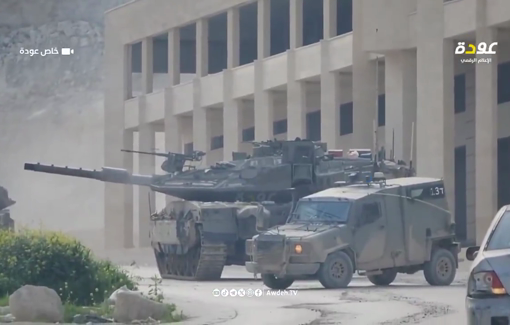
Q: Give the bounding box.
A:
[121,149,205,161]
[24,163,153,186]
[121,149,170,158]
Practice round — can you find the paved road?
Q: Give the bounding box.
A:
[128,264,468,325]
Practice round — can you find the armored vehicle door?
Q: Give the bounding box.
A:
[353,197,387,269]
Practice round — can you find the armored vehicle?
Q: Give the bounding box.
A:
[23,140,414,281]
[245,175,459,289]
[0,186,15,230]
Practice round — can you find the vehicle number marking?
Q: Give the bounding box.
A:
[429,186,445,196]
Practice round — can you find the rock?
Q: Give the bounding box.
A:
[0,306,10,314]
[79,37,89,47]
[106,285,142,305]
[9,285,64,322]
[0,313,15,323]
[113,291,168,323]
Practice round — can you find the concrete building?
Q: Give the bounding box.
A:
[104,0,510,249]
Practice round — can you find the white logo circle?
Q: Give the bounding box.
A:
[238,289,246,297]
[221,289,229,297]
[212,289,220,297]
[229,289,238,297]
[254,289,263,297]
[246,288,254,297]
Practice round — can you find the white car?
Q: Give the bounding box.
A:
[465,205,510,325]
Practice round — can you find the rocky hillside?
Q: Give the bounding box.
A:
[0,0,131,249]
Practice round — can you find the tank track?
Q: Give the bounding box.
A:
[154,225,227,281]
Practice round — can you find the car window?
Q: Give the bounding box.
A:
[486,211,510,251]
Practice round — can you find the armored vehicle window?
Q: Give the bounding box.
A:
[485,211,510,251]
[292,201,350,223]
[359,202,381,225]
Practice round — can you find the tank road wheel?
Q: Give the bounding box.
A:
[367,269,397,286]
[262,274,294,290]
[317,251,354,289]
[423,248,457,286]
[156,225,228,281]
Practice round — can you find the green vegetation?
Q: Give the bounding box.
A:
[0,229,184,322]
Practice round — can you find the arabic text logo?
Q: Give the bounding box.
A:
[455,42,497,55]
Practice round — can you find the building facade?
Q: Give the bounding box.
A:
[104,0,510,249]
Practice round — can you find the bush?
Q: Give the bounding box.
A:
[0,229,136,305]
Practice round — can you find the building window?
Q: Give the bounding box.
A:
[306,110,321,141]
[210,135,224,150]
[337,0,353,35]
[454,74,466,113]
[340,102,353,135]
[273,119,287,135]
[498,61,510,104]
[378,94,385,126]
[184,142,194,155]
[242,127,255,142]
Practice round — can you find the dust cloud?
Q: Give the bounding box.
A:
[0,0,130,251]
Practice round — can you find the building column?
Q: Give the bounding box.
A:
[286,50,306,139]
[168,28,180,86]
[104,20,134,249]
[137,36,156,248]
[320,40,341,148]
[257,0,270,59]
[121,130,134,248]
[138,96,156,248]
[352,0,377,149]
[323,0,337,39]
[192,78,210,162]
[196,18,209,77]
[164,89,182,154]
[384,50,417,163]
[475,0,498,243]
[254,59,273,140]
[289,0,303,49]
[227,8,240,68]
[416,0,455,217]
[164,87,182,204]
[223,69,242,160]
[142,37,153,94]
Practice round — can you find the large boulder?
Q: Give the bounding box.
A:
[9,285,64,322]
[113,291,168,322]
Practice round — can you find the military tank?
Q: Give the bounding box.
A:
[0,186,15,231]
[23,139,414,280]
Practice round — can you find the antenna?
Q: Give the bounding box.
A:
[391,128,395,161]
[374,52,380,161]
[410,121,415,172]
[148,192,153,216]
[374,28,380,161]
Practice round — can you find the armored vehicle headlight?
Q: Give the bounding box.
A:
[294,244,303,254]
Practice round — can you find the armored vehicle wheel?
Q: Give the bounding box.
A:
[317,251,353,289]
[423,248,456,286]
[262,274,294,290]
[367,269,397,286]
[153,226,227,281]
